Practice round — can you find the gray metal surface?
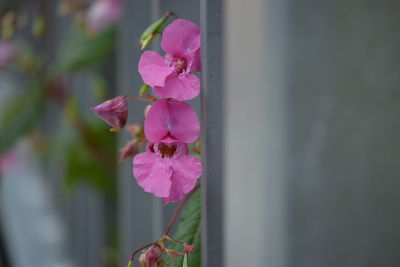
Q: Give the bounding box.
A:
[225,0,400,267]
[200,0,224,266]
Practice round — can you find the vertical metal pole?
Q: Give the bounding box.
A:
[224,0,290,266]
[200,0,224,266]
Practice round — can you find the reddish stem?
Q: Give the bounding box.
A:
[163,183,201,236]
[124,95,154,103]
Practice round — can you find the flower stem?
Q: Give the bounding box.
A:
[124,95,154,103]
[163,183,201,236]
[128,242,156,262]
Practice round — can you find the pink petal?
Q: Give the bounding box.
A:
[138,51,173,87]
[133,152,173,197]
[144,99,200,143]
[163,155,202,204]
[191,48,201,72]
[153,73,200,101]
[161,19,200,57]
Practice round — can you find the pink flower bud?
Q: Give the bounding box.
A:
[183,243,194,253]
[0,40,17,68]
[86,0,122,33]
[138,245,162,267]
[119,140,139,161]
[90,96,128,129]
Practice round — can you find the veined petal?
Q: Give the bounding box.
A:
[133,152,173,198]
[138,51,173,87]
[153,73,200,101]
[144,99,200,143]
[161,19,200,57]
[163,155,202,204]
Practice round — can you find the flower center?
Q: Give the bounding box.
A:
[174,57,187,74]
[149,143,177,158]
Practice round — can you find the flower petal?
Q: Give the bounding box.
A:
[163,155,202,204]
[138,51,173,87]
[153,73,200,101]
[144,99,200,143]
[161,19,200,57]
[133,152,172,197]
[191,48,201,72]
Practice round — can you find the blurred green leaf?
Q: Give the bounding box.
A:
[64,120,117,196]
[54,25,117,73]
[0,80,45,154]
[140,13,172,50]
[165,189,201,267]
[139,83,149,96]
[32,15,46,37]
[91,72,108,100]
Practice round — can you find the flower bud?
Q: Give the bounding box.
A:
[119,140,139,161]
[183,243,194,253]
[138,245,162,267]
[90,96,128,129]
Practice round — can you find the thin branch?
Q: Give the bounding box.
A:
[163,183,200,236]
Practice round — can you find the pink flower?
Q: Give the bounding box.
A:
[0,40,17,68]
[90,96,128,129]
[144,99,200,144]
[86,0,122,33]
[133,142,202,204]
[138,19,201,101]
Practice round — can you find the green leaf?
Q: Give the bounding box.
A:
[165,189,201,267]
[140,12,172,50]
[183,254,188,267]
[0,81,45,154]
[54,25,117,73]
[139,84,150,96]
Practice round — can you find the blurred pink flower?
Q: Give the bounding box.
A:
[133,142,202,204]
[138,19,201,101]
[86,0,121,33]
[0,149,18,174]
[144,99,200,144]
[90,96,128,129]
[0,40,17,68]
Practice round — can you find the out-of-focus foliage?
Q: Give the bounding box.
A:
[65,120,117,196]
[55,25,117,73]
[0,0,120,194]
[0,80,45,154]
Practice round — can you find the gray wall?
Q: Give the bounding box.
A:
[225,0,400,266]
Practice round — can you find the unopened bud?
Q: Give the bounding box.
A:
[138,245,162,267]
[183,243,194,253]
[90,96,128,129]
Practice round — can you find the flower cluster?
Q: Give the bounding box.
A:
[91,18,202,204]
[135,19,202,204]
